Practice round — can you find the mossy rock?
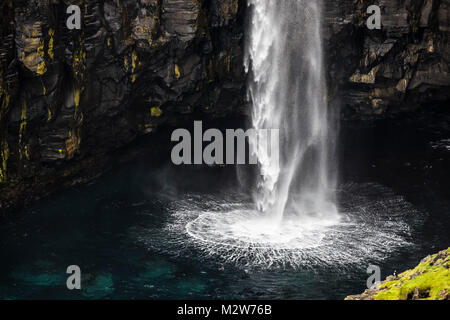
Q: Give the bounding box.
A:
[346,248,450,300]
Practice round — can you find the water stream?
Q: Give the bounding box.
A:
[245,0,338,222]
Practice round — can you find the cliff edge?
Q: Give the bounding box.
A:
[346,247,450,300]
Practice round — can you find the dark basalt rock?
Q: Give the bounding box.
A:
[0,0,449,212]
[324,0,450,119]
[0,0,245,212]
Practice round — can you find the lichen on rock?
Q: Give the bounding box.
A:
[346,248,450,300]
[0,0,245,212]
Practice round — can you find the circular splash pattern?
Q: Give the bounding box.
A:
[186,210,337,250]
[136,183,424,270]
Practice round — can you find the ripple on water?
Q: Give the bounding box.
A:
[134,183,424,270]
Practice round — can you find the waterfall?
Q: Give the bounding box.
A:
[179,1,413,269]
[244,0,339,222]
[184,0,344,265]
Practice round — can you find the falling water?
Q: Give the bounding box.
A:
[175,0,414,268]
[244,0,339,222]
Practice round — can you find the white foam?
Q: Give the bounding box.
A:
[135,183,422,270]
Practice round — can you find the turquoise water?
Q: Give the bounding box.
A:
[0,113,449,300]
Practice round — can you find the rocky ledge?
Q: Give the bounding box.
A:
[346,247,450,300]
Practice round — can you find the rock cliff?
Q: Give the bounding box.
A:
[0,0,245,211]
[324,0,450,118]
[0,0,449,211]
[346,247,450,300]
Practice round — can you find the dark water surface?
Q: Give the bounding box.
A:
[0,111,449,300]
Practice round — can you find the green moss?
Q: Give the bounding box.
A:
[123,52,140,83]
[73,40,86,81]
[150,106,162,117]
[72,37,86,115]
[74,88,81,109]
[36,40,47,75]
[375,249,450,300]
[131,51,138,83]
[19,100,27,141]
[0,140,9,183]
[47,29,54,60]
[174,64,181,79]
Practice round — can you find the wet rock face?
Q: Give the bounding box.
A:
[324,0,450,119]
[0,0,245,211]
[0,0,449,211]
